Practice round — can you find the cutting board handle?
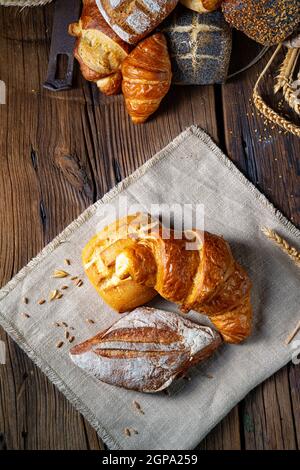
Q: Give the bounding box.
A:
[44,0,82,91]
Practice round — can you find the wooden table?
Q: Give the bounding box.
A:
[0,4,299,450]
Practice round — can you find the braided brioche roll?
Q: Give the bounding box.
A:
[83,214,252,343]
[121,33,172,124]
[82,215,157,312]
[69,0,131,95]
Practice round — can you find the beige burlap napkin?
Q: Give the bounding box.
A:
[0,126,299,450]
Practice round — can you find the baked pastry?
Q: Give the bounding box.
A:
[222,0,300,46]
[83,214,253,343]
[121,33,172,123]
[70,307,222,392]
[160,8,232,85]
[82,214,157,312]
[95,0,178,44]
[69,0,131,95]
[180,0,222,12]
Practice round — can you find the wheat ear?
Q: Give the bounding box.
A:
[261,227,300,267]
[253,44,300,137]
[274,49,298,94]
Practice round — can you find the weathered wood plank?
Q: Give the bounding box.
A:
[2,5,298,452]
[0,4,102,451]
[222,34,300,450]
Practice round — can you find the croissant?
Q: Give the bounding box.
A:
[121,33,172,124]
[69,0,131,95]
[83,214,253,344]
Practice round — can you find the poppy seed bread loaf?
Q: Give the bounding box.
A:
[222,0,300,46]
[160,8,232,85]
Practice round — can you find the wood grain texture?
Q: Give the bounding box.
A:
[222,33,300,450]
[0,5,299,450]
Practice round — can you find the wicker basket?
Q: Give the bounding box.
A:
[0,0,52,5]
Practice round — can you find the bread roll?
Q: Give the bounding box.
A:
[122,33,172,123]
[222,0,300,46]
[160,8,232,85]
[95,0,179,44]
[70,307,222,392]
[69,0,131,95]
[82,214,157,312]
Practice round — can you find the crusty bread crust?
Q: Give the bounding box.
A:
[70,307,222,392]
[96,0,178,44]
[69,0,132,95]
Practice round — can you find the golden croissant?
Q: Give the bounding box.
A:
[121,33,172,124]
[82,214,252,344]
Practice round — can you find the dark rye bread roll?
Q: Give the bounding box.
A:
[160,7,232,85]
[70,307,222,393]
[222,0,300,46]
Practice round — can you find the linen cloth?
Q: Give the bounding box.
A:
[0,126,299,450]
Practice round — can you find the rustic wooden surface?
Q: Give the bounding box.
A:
[0,4,299,450]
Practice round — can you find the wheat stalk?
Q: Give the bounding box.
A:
[261,227,300,267]
[283,54,300,116]
[253,44,300,138]
[274,49,298,94]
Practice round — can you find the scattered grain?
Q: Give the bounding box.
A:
[52,270,69,278]
[49,290,59,301]
[56,341,64,349]
[21,313,30,318]
[133,401,145,415]
[124,428,131,437]
[38,299,46,305]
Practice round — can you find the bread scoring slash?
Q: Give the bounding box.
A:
[70,307,222,393]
